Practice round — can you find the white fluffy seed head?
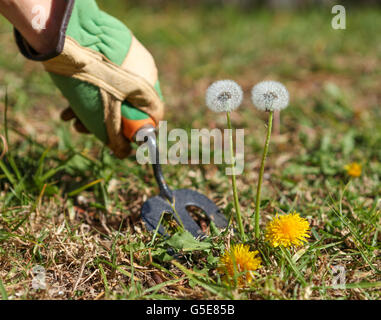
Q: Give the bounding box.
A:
[251,80,289,112]
[205,80,243,113]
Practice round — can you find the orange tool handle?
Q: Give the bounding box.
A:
[122,116,156,142]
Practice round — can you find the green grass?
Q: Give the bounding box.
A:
[0,3,380,300]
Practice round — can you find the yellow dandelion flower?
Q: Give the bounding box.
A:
[265,212,310,248]
[344,162,362,178]
[218,244,261,287]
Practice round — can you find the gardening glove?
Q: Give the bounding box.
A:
[14,0,164,159]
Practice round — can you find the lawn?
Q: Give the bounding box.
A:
[0,2,380,300]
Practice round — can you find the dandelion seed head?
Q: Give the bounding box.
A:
[218,244,262,287]
[206,80,243,113]
[265,212,310,248]
[251,80,290,112]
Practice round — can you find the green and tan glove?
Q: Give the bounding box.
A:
[14,0,164,158]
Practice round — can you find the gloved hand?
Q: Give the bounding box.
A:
[14,0,164,158]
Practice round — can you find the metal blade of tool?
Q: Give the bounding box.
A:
[142,189,227,238]
[137,126,228,238]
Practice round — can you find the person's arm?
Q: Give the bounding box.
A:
[0,0,65,54]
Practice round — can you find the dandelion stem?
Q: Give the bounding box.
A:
[226,112,244,239]
[254,110,274,239]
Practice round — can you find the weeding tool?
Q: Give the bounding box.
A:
[122,111,228,238]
